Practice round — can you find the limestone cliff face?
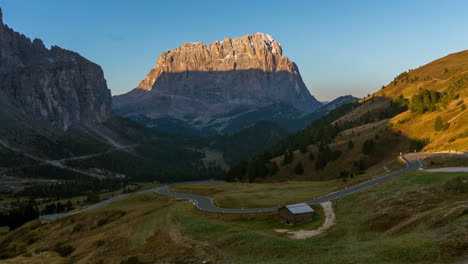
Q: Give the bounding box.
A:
[113,33,320,134]
[0,9,111,131]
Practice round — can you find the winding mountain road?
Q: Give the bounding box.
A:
[40,152,467,221]
[154,152,468,213]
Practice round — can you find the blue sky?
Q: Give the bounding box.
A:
[1,0,467,101]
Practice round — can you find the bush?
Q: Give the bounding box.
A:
[461,104,466,111]
[96,240,105,247]
[362,139,375,155]
[308,152,315,161]
[294,162,304,175]
[54,243,74,257]
[409,138,429,152]
[120,256,142,264]
[97,218,109,227]
[434,116,449,132]
[348,140,354,149]
[282,151,293,165]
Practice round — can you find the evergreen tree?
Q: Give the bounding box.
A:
[362,139,375,155]
[308,152,315,161]
[282,151,293,165]
[348,140,354,149]
[294,162,304,175]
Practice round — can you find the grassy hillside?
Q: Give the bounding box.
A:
[0,170,466,263]
[374,50,468,151]
[228,50,468,182]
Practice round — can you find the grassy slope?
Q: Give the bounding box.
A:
[374,50,468,151]
[265,50,468,182]
[0,171,466,264]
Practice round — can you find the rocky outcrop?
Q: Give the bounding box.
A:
[0,8,111,131]
[113,33,320,135]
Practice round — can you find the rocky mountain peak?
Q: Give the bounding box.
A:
[0,9,111,131]
[113,33,321,135]
[137,33,298,91]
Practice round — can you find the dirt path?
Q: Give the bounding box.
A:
[275,201,336,239]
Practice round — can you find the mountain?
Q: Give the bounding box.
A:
[0,8,223,185]
[228,50,468,182]
[0,9,111,131]
[113,33,321,135]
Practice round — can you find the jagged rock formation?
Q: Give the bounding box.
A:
[0,8,111,131]
[113,33,321,135]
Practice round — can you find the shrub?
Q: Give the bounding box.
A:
[308,153,315,161]
[54,243,74,257]
[97,218,109,227]
[348,140,354,149]
[409,138,429,152]
[282,151,293,165]
[294,162,304,175]
[362,139,375,155]
[434,116,449,132]
[120,256,142,264]
[461,104,466,111]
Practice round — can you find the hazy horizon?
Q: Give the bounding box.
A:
[2,0,468,101]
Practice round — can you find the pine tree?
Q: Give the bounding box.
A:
[294,162,304,175]
[348,140,354,149]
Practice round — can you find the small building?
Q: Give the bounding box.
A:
[278,203,314,225]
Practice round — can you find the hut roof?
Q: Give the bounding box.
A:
[284,203,314,215]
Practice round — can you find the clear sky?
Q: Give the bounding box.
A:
[1,0,467,101]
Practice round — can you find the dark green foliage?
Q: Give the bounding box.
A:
[315,145,342,170]
[0,200,39,230]
[294,162,304,175]
[461,104,466,111]
[299,145,308,153]
[0,149,39,168]
[434,116,449,132]
[362,139,375,155]
[18,178,124,199]
[308,152,315,161]
[348,140,354,149]
[352,158,368,174]
[409,138,429,152]
[41,201,74,215]
[54,243,74,257]
[211,121,288,165]
[410,89,442,114]
[120,256,142,264]
[86,191,100,204]
[226,161,248,181]
[282,151,294,165]
[267,161,279,176]
[339,170,349,178]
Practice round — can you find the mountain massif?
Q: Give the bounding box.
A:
[0,9,111,131]
[113,33,322,135]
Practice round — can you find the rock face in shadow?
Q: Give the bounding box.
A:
[113,33,320,135]
[0,8,111,131]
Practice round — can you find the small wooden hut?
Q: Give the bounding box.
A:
[278,203,314,225]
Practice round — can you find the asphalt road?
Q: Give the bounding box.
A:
[154,152,468,213]
[40,152,467,221]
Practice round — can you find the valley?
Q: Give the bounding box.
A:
[0,162,465,264]
[0,3,467,264]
